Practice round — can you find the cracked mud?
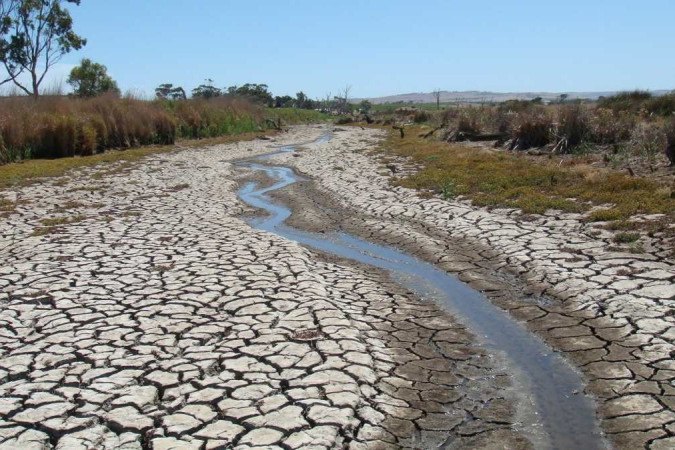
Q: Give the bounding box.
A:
[0,125,672,449]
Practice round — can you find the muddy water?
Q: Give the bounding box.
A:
[236,135,608,450]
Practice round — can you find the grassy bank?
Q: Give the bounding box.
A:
[0,131,277,189]
[380,125,674,226]
[0,95,329,164]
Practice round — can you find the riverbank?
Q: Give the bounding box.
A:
[275,126,675,449]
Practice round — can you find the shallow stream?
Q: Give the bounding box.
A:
[236,133,607,449]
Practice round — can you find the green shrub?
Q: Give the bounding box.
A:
[441,180,457,199]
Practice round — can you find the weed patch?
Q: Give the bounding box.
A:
[40,215,86,227]
[612,232,641,244]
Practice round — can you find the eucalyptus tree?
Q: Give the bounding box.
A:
[0,0,86,97]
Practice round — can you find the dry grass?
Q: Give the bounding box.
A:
[380,126,675,226]
[0,95,324,165]
[373,95,675,160]
[0,94,180,161]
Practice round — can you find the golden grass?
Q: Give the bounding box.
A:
[0,95,268,162]
[380,126,675,224]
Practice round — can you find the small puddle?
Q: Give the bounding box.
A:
[236,133,607,450]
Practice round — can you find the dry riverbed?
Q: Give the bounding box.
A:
[0,125,673,449]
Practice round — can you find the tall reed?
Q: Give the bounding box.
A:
[0,95,265,163]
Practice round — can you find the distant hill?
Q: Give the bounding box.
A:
[354,90,671,105]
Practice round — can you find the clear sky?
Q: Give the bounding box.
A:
[32,0,675,99]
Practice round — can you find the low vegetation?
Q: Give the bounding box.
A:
[359,91,674,248]
[612,232,641,244]
[369,91,675,162]
[378,125,674,230]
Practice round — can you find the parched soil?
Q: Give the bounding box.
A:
[270,126,675,449]
[0,125,673,449]
[0,126,530,449]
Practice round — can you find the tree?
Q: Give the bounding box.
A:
[335,84,352,114]
[67,58,118,97]
[155,83,171,99]
[1,0,86,97]
[432,89,441,110]
[227,83,273,106]
[0,0,20,86]
[155,83,186,100]
[192,79,221,99]
[322,91,332,112]
[358,99,372,114]
[274,94,293,108]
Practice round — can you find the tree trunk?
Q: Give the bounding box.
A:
[31,69,39,98]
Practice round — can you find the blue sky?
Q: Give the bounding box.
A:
[32,0,675,98]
